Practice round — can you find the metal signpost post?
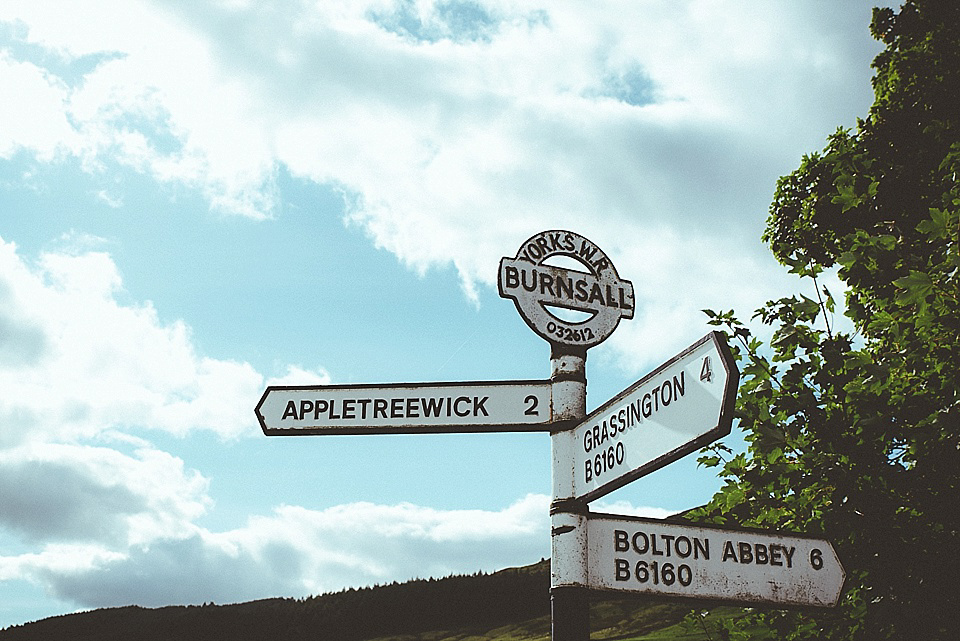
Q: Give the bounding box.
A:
[258,229,845,641]
[498,230,636,641]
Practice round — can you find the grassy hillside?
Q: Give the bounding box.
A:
[0,559,741,641]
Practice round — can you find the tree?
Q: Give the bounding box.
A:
[692,1,959,639]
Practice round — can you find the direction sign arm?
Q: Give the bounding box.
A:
[569,331,740,503]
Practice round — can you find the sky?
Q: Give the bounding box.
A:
[0,0,888,628]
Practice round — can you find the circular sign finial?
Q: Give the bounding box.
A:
[498,230,634,349]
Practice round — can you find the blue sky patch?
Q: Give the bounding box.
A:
[369,0,499,43]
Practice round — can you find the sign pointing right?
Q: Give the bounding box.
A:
[587,513,846,608]
[570,331,738,503]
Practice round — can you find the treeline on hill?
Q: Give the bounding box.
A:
[0,562,556,641]
[0,559,704,641]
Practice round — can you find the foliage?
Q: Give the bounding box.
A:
[691,1,960,639]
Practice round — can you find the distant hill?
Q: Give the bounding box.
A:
[0,559,732,641]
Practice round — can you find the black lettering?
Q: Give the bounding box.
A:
[342,399,356,420]
[661,534,675,556]
[390,398,403,419]
[614,530,629,552]
[770,545,783,566]
[694,538,709,560]
[722,540,737,563]
[584,459,593,482]
[521,268,537,292]
[556,276,573,300]
[454,396,470,417]
[673,371,685,398]
[405,397,419,418]
[536,236,550,255]
[632,531,649,554]
[619,286,632,310]
[593,256,609,273]
[675,536,692,558]
[357,398,371,419]
[755,544,769,565]
[784,546,796,569]
[578,241,597,263]
[422,397,444,417]
[588,283,605,305]
[314,400,328,419]
[373,399,388,418]
[652,534,663,556]
[327,399,339,419]
[642,393,652,418]
[299,400,314,420]
[526,242,543,260]
[605,284,619,308]
[282,401,298,420]
[615,558,630,581]
[574,279,589,301]
[504,265,519,289]
[738,542,754,564]
[539,272,555,296]
[473,396,488,416]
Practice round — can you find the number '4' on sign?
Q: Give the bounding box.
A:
[700,356,713,383]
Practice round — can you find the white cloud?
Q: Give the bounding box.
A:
[591,500,677,520]
[1,2,882,228]
[0,50,79,160]
[0,237,555,610]
[266,365,332,388]
[0,1,884,360]
[0,443,209,547]
[6,493,552,609]
[0,238,263,444]
[4,486,682,610]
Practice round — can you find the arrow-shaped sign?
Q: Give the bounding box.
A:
[587,513,846,607]
[257,379,554,435]
[569,331,738,502]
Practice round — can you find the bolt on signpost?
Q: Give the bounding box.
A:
[258,229,844,641]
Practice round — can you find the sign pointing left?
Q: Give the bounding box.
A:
[257,380,554,435]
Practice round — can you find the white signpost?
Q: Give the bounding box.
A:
[257,380,553,435]
[587,513,846,608]
[258,229,845,641]
[568,332,737,502]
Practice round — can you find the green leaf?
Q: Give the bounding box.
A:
[893,270,934,308]
[916,208,951,239]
